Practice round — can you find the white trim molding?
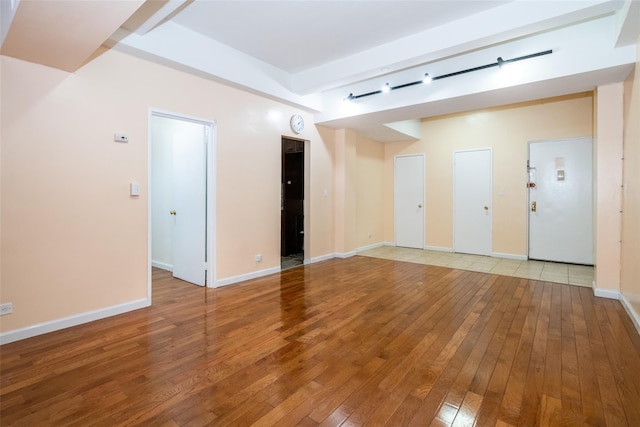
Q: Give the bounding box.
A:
[0,298,149,345]
[307,253,335,264]
[424,245,454,252]
[151,261,173,271]
[620,294,640,336]
[592,287,620,300]
[384,241,396,247]
[356,242,385,253]
[215,266,281,288]
[335,251,357,259]
[491,252,528,260]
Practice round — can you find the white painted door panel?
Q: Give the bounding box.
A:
[172,124,207,286]
[394,155,424,249]
[529,138,593,264]
[454,149,492,256]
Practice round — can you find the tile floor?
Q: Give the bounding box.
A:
[358,246,594,287]
[281,253,304,270]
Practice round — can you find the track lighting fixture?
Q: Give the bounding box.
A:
[345,49,552,101]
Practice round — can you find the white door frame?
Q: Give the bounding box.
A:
[394,153,425,249]
[148,109,217,301]
[453,148,493,256]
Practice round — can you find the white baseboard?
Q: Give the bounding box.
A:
[356,242,385,252]
[491,252,527,260]
[620,294,640,336]
[424,245,454,252]
[215,266,281,288]
[152,260,173,271]
[384,241,396,247]
[593,287,620,300]
[0,298,150,345]
[307,253,335,264]
[335,251,357,259]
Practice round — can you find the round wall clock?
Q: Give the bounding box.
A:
[290,114,304,134]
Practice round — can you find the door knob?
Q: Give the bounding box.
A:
[170,210,176,215]
[418,204,423,208]
[531,201,536,212]
[484,206,489,210]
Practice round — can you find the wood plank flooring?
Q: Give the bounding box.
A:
[2,256,640,426]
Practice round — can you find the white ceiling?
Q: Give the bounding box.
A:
[2,0,639,142]
[170,1,512,74]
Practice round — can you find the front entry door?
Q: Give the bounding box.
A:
[454,149,492,256]
[528,138,593,264]
[394,154,424,249]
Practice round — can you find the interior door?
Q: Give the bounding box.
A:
[171,122,207,286]
[528,138,593,264]
[454,149,492,256]
[394,154,424,249]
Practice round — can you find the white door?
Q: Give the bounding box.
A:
[528,138,593,264]
[454,149,492,255]
[171,123,207,286]
[394,155,424,249]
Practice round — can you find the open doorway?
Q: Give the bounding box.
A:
[149,110,216,295]
[281,137,305,270]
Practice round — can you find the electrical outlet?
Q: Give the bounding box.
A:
[0,303,13,315]
[255,254,262,262]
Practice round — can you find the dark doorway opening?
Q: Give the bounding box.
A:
[281,137,304,270]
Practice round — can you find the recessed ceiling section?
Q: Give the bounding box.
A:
[1,0,144,72]
[314,12,636,142]
[169,0,512,74]
[4,0,636,144]
[317,13,636,123]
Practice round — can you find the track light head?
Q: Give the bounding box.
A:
[423,73,432,84]
[381,83,391,93]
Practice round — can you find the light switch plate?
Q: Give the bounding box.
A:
[130,182,140,196]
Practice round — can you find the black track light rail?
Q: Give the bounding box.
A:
[346,49,553,101]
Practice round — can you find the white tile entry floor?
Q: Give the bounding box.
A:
[358,246,594,287]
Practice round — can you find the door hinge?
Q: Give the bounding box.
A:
[204,262,208,271]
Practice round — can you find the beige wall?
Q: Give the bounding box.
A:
[2,41,637,340]
[332,129,357,255]
[0,50,335,333]
[595,84,624,293]
[384,93,594,256]
[356,136,385,249]
[621,38,640,321]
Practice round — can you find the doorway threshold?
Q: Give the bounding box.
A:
[281,253,304,270]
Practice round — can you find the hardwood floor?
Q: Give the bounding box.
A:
[2,257,640,426]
